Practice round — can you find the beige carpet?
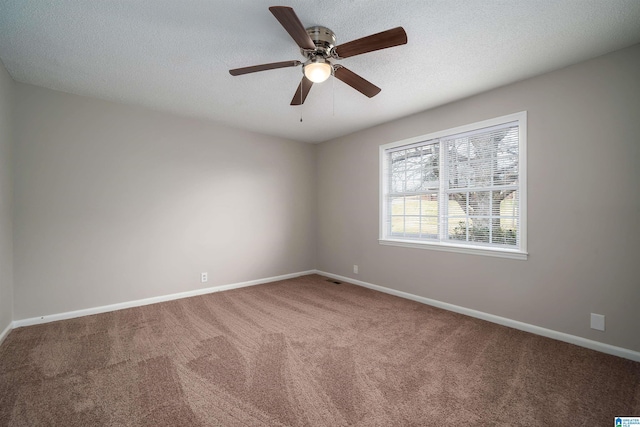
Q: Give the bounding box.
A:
[1,274,639,426]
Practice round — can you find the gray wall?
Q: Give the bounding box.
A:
[317,44,640,352]
[0,60,13,333]
[13,84,316,319]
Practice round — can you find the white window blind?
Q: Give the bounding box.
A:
[380,112,527,259]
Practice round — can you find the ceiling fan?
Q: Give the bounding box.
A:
[229,6,407,106]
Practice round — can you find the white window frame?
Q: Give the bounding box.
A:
[379,111,527,260]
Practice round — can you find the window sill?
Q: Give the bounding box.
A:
[378,238,528,260]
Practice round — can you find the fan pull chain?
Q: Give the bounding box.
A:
[300,82,303,122]
[332,72,335,116]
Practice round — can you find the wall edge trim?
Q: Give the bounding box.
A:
[13,270,316,328]
[315,270,640,362]
[0,321,12,346]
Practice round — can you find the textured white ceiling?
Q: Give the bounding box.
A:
[1,1,640,143]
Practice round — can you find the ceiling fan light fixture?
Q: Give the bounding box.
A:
[304,59,332,83]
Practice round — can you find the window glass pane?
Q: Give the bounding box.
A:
[497,190,519,229]
[390,197,404,215]
[420,168,439,190]
[448,219,468,241]
[391,150,405,165]
[420,144,439,191]
[469,218,490,243]
[405,195,420,215]
[420,194,438,216]
[491,223,517,246]
[405,171,422,192]
[492,190,518,246]
[447,196,466,217]
[405,147,421,169]
[449,151,495,188]
[390,150,405,193]
[467,191,491,216]
[420,217,438,237]
[391,216,404,234]
[447,193,468,216]
[405,216,420,236]
[420,143,438,160]
[450,139,470,160]
[495,156,518,186]
[492,190,519,215]
[448,160,470,188]
[391,172,404,193]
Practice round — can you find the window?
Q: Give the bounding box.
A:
[379,112,527,259]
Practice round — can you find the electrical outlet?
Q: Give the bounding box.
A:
[353,265,359,274]
[201,272,208,283]
[590,313,605,331]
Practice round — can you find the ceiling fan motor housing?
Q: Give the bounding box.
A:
[302,26,336,60]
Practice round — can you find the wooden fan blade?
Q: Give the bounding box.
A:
[290,76,313,105]
[269,6,315,50]
[334,27,407,59]
[229,60,301,76]
[334,66,381,98]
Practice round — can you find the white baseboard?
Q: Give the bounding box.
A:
[0,321,12,346]
[13,270,316,328]
[10,269,640,362]
[315,270,640,362]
